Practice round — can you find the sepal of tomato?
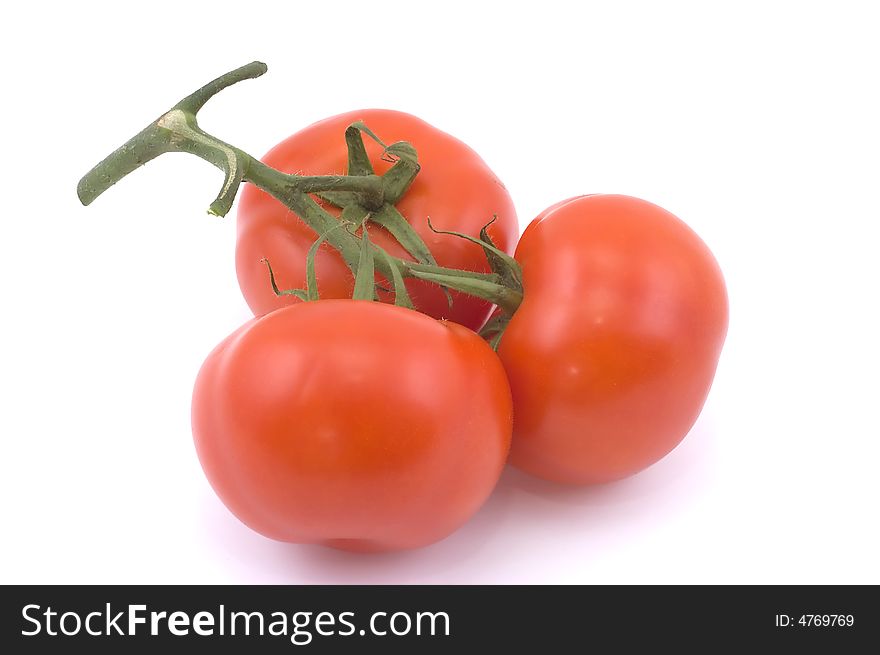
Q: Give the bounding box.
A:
[191,300,513,551]
[498,195,728,485]
[236,110,518,330]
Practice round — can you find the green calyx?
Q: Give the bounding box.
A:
[76,61,523,342]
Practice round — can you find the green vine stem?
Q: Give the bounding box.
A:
[76,61,523,316]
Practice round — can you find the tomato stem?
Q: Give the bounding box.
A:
[406,269,522,315]
[76,62,524,319]
[344,125,375,177]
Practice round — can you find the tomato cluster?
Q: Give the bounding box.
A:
[200,116,727,549]
[79,65,728,552]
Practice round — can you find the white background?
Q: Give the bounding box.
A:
[2,1,878,584]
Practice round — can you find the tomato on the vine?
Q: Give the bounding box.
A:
[191,300,513,551]
[236,109,518,330]
[498,195,728,485]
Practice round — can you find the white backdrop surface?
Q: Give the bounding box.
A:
[1,1,877,584]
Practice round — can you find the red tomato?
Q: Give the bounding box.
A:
[191,300,512,551]
[236,110,518,330]
[498,195,728,485]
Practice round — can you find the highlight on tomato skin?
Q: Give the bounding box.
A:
[191,300,513,552]
[497,194,729,486]
[235,109,519,332]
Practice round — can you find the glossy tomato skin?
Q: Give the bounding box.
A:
[192,301,512,551]
[499,195,728,485]
[236,109,518,331]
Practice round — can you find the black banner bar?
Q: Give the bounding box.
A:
[1,585,875,652]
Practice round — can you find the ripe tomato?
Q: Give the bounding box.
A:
[498,195,728,485]
[236,109,518,330]
[191,300,512,551]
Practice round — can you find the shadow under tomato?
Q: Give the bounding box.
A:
[500,416,718,507]
[197,472,521,584]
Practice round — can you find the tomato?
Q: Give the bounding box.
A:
[498,195,728,485]
[236,109,518,330]
[191,300,513,551]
